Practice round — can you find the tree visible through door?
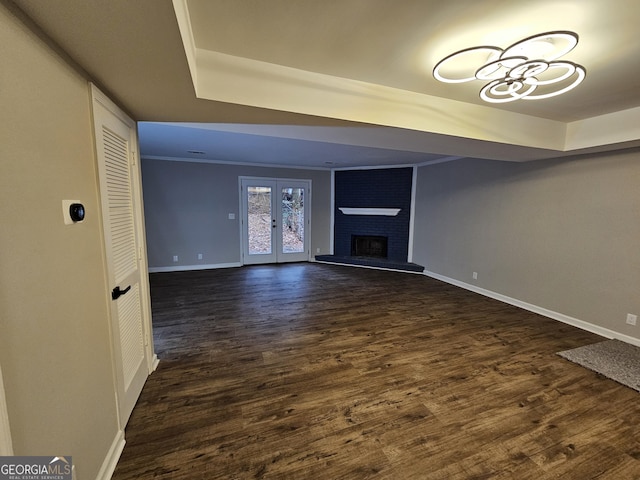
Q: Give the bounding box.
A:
[281,187,304,253]
[247,186,273,255]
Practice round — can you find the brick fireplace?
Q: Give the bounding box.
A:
[333,167,412,262]
[315,167,423,272]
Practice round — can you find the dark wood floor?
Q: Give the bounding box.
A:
[112,263,640,479]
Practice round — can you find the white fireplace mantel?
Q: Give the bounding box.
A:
[338,207,401,216]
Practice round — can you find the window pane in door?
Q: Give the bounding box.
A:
[248,186,272,254]
[281,187,304,253]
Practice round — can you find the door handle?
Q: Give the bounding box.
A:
[112,285,131,300]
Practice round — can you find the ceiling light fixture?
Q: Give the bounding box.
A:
[433,31,586,103]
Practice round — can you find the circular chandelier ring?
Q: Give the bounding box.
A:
[530,61,577,86]
[433,46,503,83]
[480,79,537,103]
[501,31,579,62]
[522,64,586,100]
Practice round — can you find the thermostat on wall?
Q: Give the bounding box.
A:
[62,199,85,225]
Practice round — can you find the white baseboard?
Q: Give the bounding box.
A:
[148,262,241,273]
[423,270,640,348]
[95,429,125,480]
[151,354,160,372]
[0,363,13,456]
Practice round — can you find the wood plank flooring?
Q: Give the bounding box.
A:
[112,263,640,479]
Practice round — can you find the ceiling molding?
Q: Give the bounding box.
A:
[566,106,640,150]
[170,0,640,158]
[187,47,569,152]
[140,155,332,171]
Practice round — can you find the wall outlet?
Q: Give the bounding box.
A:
[626,314,637,326]
[472,272,478,280]
[172,255,178,262]
[228,213,236,220]
[316,248,320,254]
[197,253,203,260]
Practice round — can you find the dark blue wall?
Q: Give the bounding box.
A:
[334,168,413,261]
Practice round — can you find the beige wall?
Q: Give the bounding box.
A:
[0,3,120,478]
[413,150,640,341]
[141,159,332,269]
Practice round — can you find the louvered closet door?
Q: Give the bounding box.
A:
[93,88,149,426]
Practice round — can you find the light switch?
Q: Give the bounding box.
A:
[228,213,236,220]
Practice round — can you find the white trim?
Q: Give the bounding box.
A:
[148,262,241,273]
[332,163,417,171]
[185,48,567,151]
[151,354,160,372]
[417,156,464,167]
[95,429,126,480]
[407,166,418,263]
[423,270,640,347]
[330,169,335,255]
[171,0,198,86]
[238,176,245,266]
[90,85,135,129]
[338,207,400,216]
[141,153,462,173]
[0,363,13,456]
[141,155,330,171]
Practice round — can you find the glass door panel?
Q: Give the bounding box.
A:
[281,187,304,254]
[276,181,310,262]
[241,179,277,264]
[248,186,273,255]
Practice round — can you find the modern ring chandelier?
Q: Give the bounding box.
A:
[433,31,586,103]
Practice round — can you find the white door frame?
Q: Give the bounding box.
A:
[239,176,311,265]
[0,362,13,456]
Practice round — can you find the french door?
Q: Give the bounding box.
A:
[240,177,311,264]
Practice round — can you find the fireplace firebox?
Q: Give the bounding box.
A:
[351,235,388,258]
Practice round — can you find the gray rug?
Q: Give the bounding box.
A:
[558,339,640,392]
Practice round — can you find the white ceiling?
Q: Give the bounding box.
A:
[13,0,640,169]
[184,0,639,122]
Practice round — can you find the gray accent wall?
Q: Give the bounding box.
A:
[141,159,332,269]
[413,150,640,342]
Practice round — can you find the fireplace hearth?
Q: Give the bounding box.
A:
[351,235,388,258]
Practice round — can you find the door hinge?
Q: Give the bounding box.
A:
[131,151,136,166]
[138,246,143,261]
